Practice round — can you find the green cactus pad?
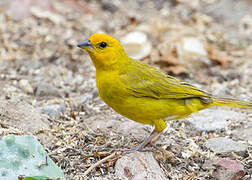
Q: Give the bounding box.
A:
[24,176,52,180]
[0,135,65,180]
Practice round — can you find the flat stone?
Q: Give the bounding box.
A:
[186,108,247,132]
[38,104,66,118]
[33,82,63,97]
[0,99,49,133]
[205,137,246,153]
[115,152,166,180]
[213,158,245,180]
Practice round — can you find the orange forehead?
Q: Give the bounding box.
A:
[88,34,119,44]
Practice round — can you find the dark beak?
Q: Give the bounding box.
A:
[77,39,92,48]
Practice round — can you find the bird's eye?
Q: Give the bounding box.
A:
[99,42,107,48]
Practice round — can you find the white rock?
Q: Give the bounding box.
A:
[205,137,247,153]
[19,79,33,94]
[186,108,247,132]
[115,152,166,180]
[182,37,207,56]
[121,31,152,59]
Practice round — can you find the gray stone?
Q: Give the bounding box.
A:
[38,104,66,118]
[33,82,63,97]
[73,93,94,106]
[205,137,246,153]
[186,108,247,132]
[0,100,49,133]
[115,152,166,180]
[233,122,252,144]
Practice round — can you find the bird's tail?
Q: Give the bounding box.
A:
[211,97,252,109]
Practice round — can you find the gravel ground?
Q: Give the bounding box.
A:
[0,0,251,179]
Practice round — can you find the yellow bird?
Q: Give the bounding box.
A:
[78,34,252,150]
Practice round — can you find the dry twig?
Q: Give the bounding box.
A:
[83,151,122,177]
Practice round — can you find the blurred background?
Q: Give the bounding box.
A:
[0,0,252,179]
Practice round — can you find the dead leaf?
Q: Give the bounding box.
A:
[162,65,187,75]
[159,45,179,65]
[206,44,233,69]
[70,111,76,119]
[154,45,187,75]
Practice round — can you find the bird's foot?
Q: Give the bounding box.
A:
[113,146,153,153]
[114,130,162,152]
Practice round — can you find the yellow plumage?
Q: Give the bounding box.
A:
[78,34,252,150]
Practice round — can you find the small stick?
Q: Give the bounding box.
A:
[83,151,122,177]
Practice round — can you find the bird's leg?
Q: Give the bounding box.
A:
[134,129,161,151]
[115,129,162,152]
[149,131,162,146]
[115,119,167,152]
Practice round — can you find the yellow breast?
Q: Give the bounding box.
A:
[95,70,199,125]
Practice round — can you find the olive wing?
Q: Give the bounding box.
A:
[119,60,211,99]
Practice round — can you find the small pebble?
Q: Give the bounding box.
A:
[19,79,33,94]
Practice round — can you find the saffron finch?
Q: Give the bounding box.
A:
[78,34,252,150]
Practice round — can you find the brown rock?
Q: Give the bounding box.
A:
[115,152,166,180]
[0,99,49,133]
[213,158,245,180]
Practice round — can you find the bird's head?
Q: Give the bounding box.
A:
[78,34,129,70]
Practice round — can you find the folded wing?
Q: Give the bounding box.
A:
[120,59,211,100]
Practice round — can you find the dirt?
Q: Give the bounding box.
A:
[0,0,251,179]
